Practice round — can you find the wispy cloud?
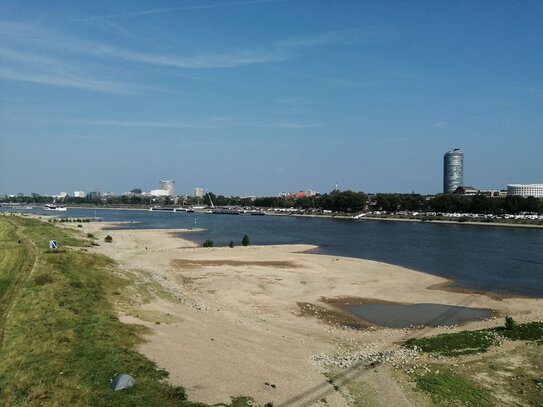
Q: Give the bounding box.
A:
[431,121,448,130]
[65,0,289,23]
[0,48,146,94]
[41,116,321,130]
[266,65,377,88]
[242,121,322,129]
[43,117,228,130]
[278,26,399,48]
[0,20,397,93]
[0,67,140,94]
[97,46,286,69]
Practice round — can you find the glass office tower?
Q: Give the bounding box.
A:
[443,149,463,194]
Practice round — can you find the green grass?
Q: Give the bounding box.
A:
[0,217,258,407]
[404,330,500,357]
[498,322,543,341]
[0,218,27,299]
[404,321,543,357]
[415,371,493,407]
[0,218,35,345]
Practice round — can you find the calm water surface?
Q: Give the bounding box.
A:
[345,303,493,328]
[4,207,543,297]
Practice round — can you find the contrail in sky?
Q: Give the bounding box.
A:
[66,0,292,23]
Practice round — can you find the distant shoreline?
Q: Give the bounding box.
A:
[346,216,543,229]
[3,205,543,229]
[285,213,543,229]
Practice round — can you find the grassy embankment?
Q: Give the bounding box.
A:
[0,216,258,407]
[401,321,543,406]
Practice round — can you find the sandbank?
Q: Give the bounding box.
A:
[66,221,543,406]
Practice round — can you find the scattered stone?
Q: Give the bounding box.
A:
[310,347,420,369]
[147,271,206,310]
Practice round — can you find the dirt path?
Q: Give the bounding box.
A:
[0,218,38,347]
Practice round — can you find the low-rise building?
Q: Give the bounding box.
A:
[479,189,507,198]
[454,186,479,196]
[150,189,170,197]
[193,187,205,198]
[507,184,543,198]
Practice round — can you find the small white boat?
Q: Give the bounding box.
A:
[44,204,67,212]
[149,207,176,212]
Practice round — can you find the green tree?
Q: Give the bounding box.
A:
[505,316,516,330]
[241,234,250,246]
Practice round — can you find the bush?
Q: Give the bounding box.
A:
[241,234,250,246]
[203,240,214,248]
[87,233,94,239]
[165,385,186,400]
[500,321,543,341]
[505,316,516,330]
[104,235,113,243]
[229,240,234,248]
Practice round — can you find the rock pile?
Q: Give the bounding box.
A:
[310,346,420,369]
[148,270,207,311]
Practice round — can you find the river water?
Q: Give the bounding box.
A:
[4,207,543,298]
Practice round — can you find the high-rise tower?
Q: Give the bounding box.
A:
[159,180,175,197]
[443,149,463,194]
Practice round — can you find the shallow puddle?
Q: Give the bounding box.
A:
[345,303,493,328]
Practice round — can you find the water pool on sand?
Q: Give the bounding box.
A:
[345,303,494,328]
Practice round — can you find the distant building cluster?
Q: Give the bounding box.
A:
[3,160,542,201]
[443,148,541,198]
[279,190,318,199]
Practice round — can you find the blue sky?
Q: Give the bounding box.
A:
[1,0,542,196]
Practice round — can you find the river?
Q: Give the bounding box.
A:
[4,207,543,297]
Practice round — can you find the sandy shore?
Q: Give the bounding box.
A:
[66,221,543,406]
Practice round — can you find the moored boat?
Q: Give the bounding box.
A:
[44,204,67,212]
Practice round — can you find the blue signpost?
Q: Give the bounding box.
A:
[49,240,58,252]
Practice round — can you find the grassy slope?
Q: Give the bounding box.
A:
[404,322,543,357]
[0,217,33,343]
[0,217,253,407]
[403,321,543,406]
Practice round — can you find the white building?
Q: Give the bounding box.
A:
[507,184,543,198]
[150,189,170,197]
[74,191,85,198]
[159,180,175,196]
[193,187,204,198]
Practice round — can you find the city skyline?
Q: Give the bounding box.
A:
[1,1,542,196]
